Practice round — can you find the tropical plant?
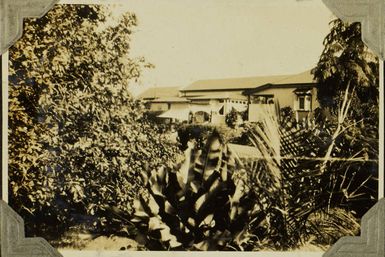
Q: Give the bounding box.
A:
[305,208,360,247]
[312,19,379,164]
[241,96,376,250]
[133,95,369,250]
[312,18,378,216]
[132,132,259,250]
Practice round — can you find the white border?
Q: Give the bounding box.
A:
[2,51,8,203]
[58,251,324,257]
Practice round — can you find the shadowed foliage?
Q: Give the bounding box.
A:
[312,19,379,115]
[241,103,366,250]
[132,132,258,250]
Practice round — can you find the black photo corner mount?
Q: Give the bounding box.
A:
[0,0,384,256]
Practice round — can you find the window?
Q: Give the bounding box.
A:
[298,96,305,110]
[297,95,312,111]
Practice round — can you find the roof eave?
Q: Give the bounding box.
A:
[243,82,317,95]
[180,88,252,93]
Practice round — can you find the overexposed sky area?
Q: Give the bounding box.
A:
[62,0,335,93]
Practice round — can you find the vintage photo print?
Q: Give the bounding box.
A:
[2,0,383,254]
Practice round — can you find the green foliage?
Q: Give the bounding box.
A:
[132,133,258,250]
[306,208,360,246]
[312,19,379,124]
[8,4,180,236]
[242,103,376,250]
[176,123,242,151]
[225,107,242,128]
[311,18,379,215]
[279,106,296,127]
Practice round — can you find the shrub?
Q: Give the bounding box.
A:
[225,107,241,128]
[279,106,296,127]
[176,124,242,151]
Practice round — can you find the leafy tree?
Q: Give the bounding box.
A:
[312,19,379,186]
[312,19,379,123]
[8,4,181,236]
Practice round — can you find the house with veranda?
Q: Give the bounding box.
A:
[138,70,318,124]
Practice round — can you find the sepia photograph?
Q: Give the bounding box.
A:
[3,0,382,254]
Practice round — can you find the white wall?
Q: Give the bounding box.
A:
[248,87,319,122]
[149,102,190,112]
[170,102,190,110]
[248,104,269,122]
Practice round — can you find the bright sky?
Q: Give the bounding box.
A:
[63,0,335,94]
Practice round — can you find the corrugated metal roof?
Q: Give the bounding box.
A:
[271,70,315,85]
[181,70,315,92]
[137,86,180,99]
[187,92,247,100]
[151,97,190,103]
